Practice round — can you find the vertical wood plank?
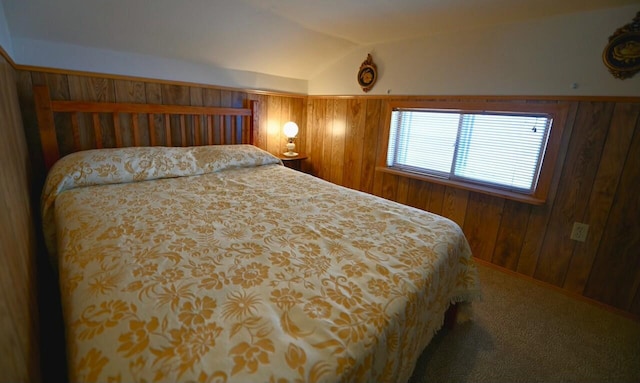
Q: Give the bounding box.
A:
[253,94,269,150]
[427,184,446,216]
[148,115,157,146]
[194,116,202,146]
[292,98,306,166]
[161,84,190,146]
[396,176,410,205]
[179,115,187,146]
[0,57,40,383]
[492,200,531,270]
[563,103,639,294]
[164,114,172,146]
[145,83,164,145]
[203,88,222,107]
[220,90,233,145]
[205,115,213,145]
[442,187,469,228]
[331,99,347,186]
[381,173,399,201]
[204,88,222,145]
[30,72,70,101]
[361,99,382,194]
[463,193,504,261]
[68,76,115,149]
[534,102,613,287]
[15,70,45,182]
[32,86,60,168]
[281,97,292,154]
[232,91,246,144]
[70,113,80,151]
[231,115,238,144]
[371,100,388,197]
[132,113,141,146]
[267,95,282,155]
[343,99,366,190]
[189,87,203,106]
[405,179,431,211]
[190,87,204,145]
[114,80,147,146]
[321,100,334,182]
[218,115,226,144]
[112,113,123,147]
[309,99,326,176]
[92,112,103,149]
[583,116,640,311]
[517,102,579,276]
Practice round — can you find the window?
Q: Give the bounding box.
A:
[380,101,568,204]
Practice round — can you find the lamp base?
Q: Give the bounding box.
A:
[283,151,299,157]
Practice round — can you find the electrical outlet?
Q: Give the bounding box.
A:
[570,222,589,242]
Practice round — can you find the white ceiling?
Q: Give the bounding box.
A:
[2,0,639,80]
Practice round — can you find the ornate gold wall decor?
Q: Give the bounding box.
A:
[357,54,377,92]
[602,11,640,79]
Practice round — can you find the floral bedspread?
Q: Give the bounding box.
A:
[42,145,481,383]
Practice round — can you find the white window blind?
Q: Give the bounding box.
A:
[387,109,552,194]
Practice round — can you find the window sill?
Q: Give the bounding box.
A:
[376,166,546,206]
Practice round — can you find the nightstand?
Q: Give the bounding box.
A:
[277,154,307,171]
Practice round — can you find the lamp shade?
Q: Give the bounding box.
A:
[283,121,299,138]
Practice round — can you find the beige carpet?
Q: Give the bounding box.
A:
[409,262,640,383]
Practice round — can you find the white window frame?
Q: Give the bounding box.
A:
[378,101,569,205]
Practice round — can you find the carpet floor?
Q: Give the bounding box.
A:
[409,261,640,383]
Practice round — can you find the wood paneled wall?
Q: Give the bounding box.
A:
[304,97,640,316]
[0,56,40,382]
[12,69,640,319]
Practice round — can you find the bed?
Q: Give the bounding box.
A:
[35,85,481,383]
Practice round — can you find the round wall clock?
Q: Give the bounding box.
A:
[602,11,640,79]
[357,54,377,92]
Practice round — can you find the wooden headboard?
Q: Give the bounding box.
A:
[33,85,259,170]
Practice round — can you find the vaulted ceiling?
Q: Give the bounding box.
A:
[2,0,638,80]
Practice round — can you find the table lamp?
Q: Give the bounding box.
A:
[283,121,299,157]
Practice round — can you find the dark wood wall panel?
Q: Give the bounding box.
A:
[321,100,334,182]
[0,56,40,382]
[515,102,579,277]
[442,187,469,228]
[585,116,640,309]
[343,99,366,191]
[363,99,384,195]
[463,193,504,262]
[564,103,640,294]
[305,95,640,316]
[534,102,614,286]
[492,200,530,270]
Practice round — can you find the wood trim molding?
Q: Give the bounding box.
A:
[307,94,640,103]
[0,44,17,68]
